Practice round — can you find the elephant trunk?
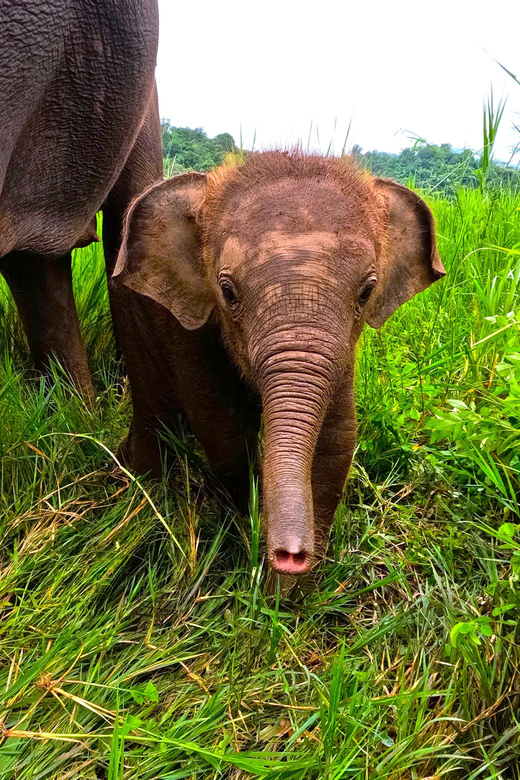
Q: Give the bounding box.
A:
[259,348,338,574]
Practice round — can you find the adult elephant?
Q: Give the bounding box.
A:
[0,0,163,401]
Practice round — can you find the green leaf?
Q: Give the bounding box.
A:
[498,522,517,541]
[130,681,159,705]
[122,714,144,737]
[492,603,517,617]
[450,622,464,647]
[448,399,469,410]
[130,689,145,705]
[144,681,159,703]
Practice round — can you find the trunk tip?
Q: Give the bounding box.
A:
[272,547,311,574]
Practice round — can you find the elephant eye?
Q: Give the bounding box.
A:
[359,283,375,306]
[219,277,239,310]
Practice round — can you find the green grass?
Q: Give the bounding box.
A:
[0,184,520,779]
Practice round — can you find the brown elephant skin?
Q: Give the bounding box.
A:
[113,151,445,575]
[0,0,163,400]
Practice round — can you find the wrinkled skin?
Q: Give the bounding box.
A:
[0,0,163,400]
[114,152,445,575]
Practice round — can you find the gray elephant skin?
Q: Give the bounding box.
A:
[113,151,446,575]
[0,0,163,400]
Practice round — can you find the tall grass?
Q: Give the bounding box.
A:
[0,180,519,778]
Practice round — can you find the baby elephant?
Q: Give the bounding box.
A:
[113,152,445,575]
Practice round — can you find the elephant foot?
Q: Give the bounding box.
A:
[115,422,164,479]
[115,432,131,470]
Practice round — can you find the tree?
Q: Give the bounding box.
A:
[357,142,519,193]
[161,122,236,173]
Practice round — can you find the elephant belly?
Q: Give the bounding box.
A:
[0,0,159,259]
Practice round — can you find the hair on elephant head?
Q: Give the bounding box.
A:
[113,151,445,576]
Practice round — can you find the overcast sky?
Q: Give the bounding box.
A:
[156,0,519,162]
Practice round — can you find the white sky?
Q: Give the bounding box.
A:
[156,0,519,162]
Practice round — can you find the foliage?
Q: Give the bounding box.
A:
[1,180,520,777]
[354,140,520,194]
[161,121,235,174]
[476,91,507,194]
[160,118,520,197]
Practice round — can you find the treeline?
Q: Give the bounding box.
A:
[161,123,520,192]
[161,121,235,173]
[353,143,520,193]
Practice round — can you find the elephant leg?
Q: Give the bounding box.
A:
[187,385,262,514]
[0,250,94,403]
[113,291,261,512]
[124,400,259,514]
[102,87,163,359]
[183,327,262,511]
[311,372,357,559]
[101,205,126,365]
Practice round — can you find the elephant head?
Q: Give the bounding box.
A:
[114,152,444,574]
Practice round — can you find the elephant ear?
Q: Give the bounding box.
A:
[366,179,445,329]
[113,172,214,330]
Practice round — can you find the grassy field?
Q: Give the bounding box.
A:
[0,183,519,779]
